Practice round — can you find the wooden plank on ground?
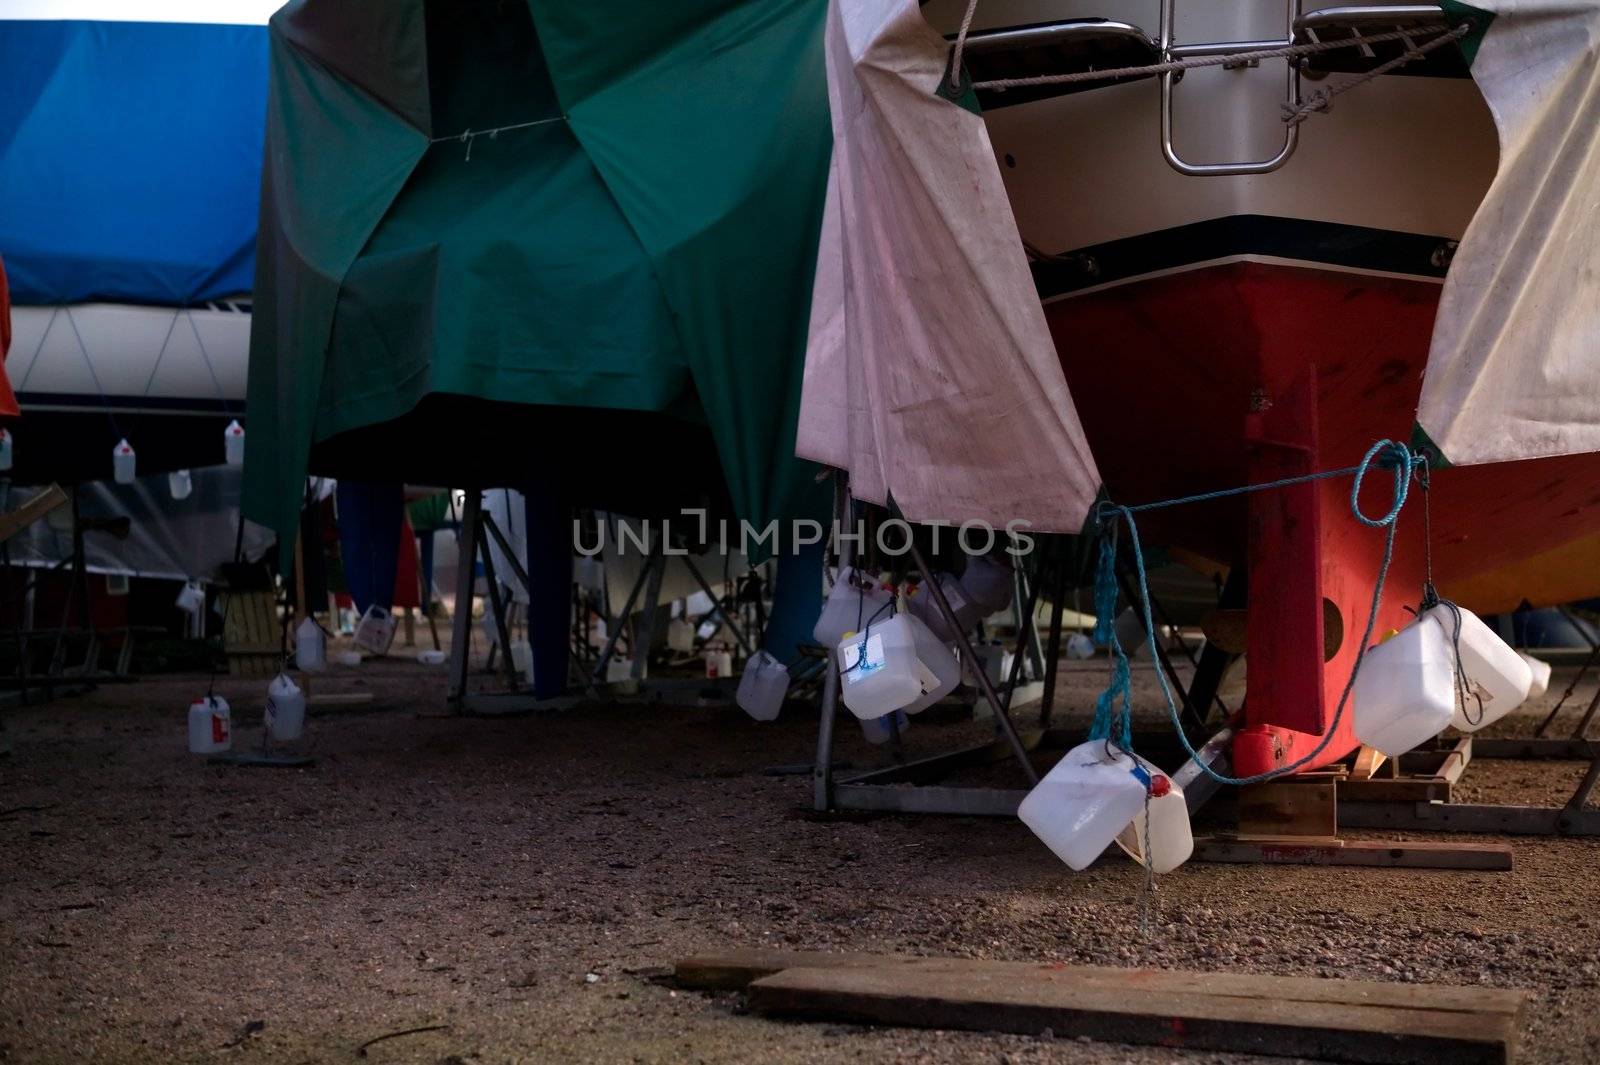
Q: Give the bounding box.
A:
[1194,836,1513,870]
[739,957,1523,1065]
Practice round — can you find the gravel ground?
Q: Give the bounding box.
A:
[2,653,1598,1064]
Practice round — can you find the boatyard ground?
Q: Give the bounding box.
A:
[3,658,1598,1064]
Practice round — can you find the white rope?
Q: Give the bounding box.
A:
[961,22,1461,97]
[431,115,567,161]
[947,0,981,92]
[1281,23,1471,125]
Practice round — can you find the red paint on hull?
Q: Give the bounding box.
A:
[1046,261,1600,773]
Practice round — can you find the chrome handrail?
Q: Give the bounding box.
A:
[1158,0,1301,176]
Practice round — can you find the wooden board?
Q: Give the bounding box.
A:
[1194,836,1513,870]
[1238,780,1338,837]
[702,952,1523,1065]
[0,484,67,545]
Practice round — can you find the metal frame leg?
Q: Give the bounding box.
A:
[591,546,658,684]
[447,490,482,708]
[477,519,519,691]
[681,554,755,657]
[631,544,666,680]
[813,475,852,811]
[1039,544,1067,727]
[909,538,1039,786]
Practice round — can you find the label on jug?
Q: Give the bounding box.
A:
[842,634,886,683]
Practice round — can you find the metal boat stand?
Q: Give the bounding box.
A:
[809,478,1231,817]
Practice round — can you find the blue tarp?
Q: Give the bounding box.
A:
[0,20,266,305]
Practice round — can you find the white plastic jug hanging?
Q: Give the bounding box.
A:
[112,438,136,484]
[1436,604,1533,732]
[294,616,326,672]
[959,554,1015,615]
[174,580,205,616]
[906,573,981,643]
[0,428,11,471]
[736,650,790,721]
[1113,754,1193,874]
[187,695,231,754]
[352,604,397,656]
[1352,613,1457,757]
[667,617,696,654]
[606,654,636,684]
[265,673,306,742]
[223,419,245,466]
[167,468,193,500]
[1066,633,1096,660]
[837,613,957,720]
[813,568,893,648]
[1018,740,1154,871]
[1521,652,1552,699]
[859,709,912,745]
[509,639,533,679]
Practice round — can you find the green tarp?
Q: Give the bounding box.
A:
[244,0,832,545]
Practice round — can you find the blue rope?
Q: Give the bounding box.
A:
[1092,438,1418,786]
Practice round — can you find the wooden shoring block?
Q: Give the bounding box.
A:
[1238,779,1338,837]
[681,952,1524,1065]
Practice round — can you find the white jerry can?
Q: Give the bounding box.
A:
[187,695,232,754]
[905,573,982,643]
[1520,651,1552,699]
[1018,740,1157,871]
[736,650,790,721]
[352,604,397,656]
[112,438,137,484]
[294,616,326,672]
[265,673,306,742]
[836,613,957,720]
[1113,754,1194,874]
[958,554,1015,615]
[667,617,696,654]
[859,709,912,745]
[813,568,893,648]
[168,468,193,500]
[223,419,245,466]
[1436,605,1533,732]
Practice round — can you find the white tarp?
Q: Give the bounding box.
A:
[797,0,1101,532]
[1418,1,1600,465]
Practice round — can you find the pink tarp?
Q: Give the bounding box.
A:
[796,0,1100,532]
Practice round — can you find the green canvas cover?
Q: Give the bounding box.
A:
[244,0,831,545]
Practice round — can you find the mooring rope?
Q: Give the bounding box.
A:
[1090,439,1421,786]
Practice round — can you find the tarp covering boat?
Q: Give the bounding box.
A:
[797,0,1101,532]
[244,0,833,546]
[0,6,268,304]
[1416,0,1600,466]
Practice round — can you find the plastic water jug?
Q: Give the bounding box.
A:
[352,604,397,655]
[509,639,533,678]
[814,568,893,648]
[168,468,193,500]
[736,650,789,721]
[859,709,911,745]
[906,573,981,643]
[0,428,11,471]
[1113,754,1193,874]
[1066,633,1095,660]
[705,645,733,679]
[187,695,231,754]
[959,554,1015,614]
[1437,605,1532,732]
[174,581,205,616]
[837,613,957,720]
[417,649,447,666]
[112,438,137,484]
[265,673,306,742]
[295,617,326,672]
[1521,652,1551,699]
[1352,609,1457,756]
[667,618,696,654]
[1018,740,1155,871]
[606,655,637,684]
[223,420,245,466]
